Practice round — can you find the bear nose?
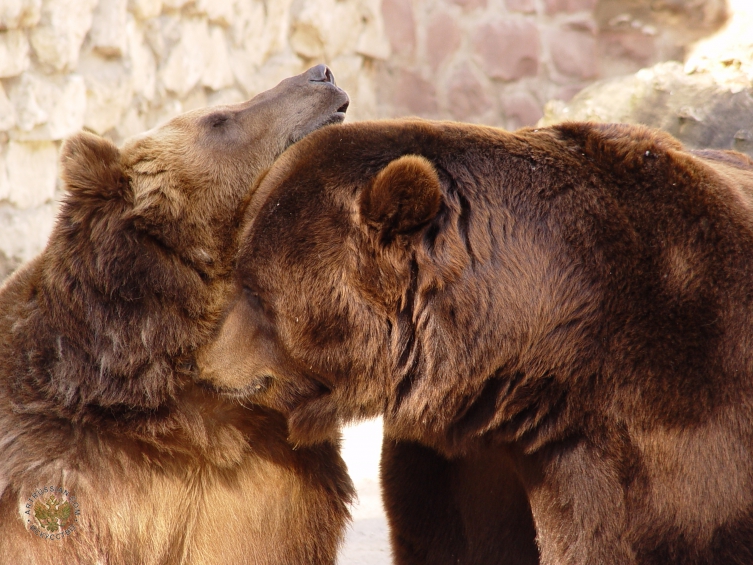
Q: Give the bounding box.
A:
[307,64,336,86]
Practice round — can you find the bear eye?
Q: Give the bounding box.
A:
[208,113,230,129]
[243,286,264,311]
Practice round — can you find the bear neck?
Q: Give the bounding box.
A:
[1,189,247,457]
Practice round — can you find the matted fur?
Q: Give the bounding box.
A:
[0,66,353,565]
[200,119,753,565]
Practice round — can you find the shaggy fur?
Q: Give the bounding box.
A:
[0,65,353,565]
[200,119,753,565]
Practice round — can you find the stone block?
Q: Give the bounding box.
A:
[502,90,543,129]
[505,0,536,13]
[356,0,390,60]
[549,27,598,79]
[5,140,58,209]
[245,53,304,98]
[382,0,415,57]
[473,19,540,81]
[0,249,21,283]
[392,69,437,115]
[30,0,98,71]
[128,0,162,20]
[447,64,492,120]
[0,84,15,131]
[449,0,488,10]
[160,17,209,96]
[79,53,133,134]
[89,0,129,57]
[126,18,156,100]
[0,144,9,200]
[114,106,147,143]
[196,0,234,26]
[330,54,376,120]
[426,11,460,71]
[0,202,57,262]
[202,25,235,91]
[0,30,30,78]
[0,0,41,30]
[544,0,596,14]
[161,0,191,11]
[598,30,656,66]
[290,0,363,60]
[7,72,87,140]
[228,0,266,56]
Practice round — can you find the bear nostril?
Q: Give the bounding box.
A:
[308,64,336,85]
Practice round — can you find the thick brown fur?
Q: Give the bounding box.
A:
[200,118,753,565]
[0,66,354,565]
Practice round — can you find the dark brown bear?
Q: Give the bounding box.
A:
[199,119,753,565]
[0,65,353,565]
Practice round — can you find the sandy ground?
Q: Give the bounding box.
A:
[337,418,391,565]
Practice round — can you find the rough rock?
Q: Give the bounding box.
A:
[30,0,98,71]
[0,30,30,78]
[539,61,753,156]
[0,202,57,262]
[160,17,209,96]
[89,0,129,57]
[0,0,41,30]
[5,140,58,209]
[202,25,235,91]
[6,72,86,140]
[78,53,134,135]
[128,0,162,21]
[0,84,16,131]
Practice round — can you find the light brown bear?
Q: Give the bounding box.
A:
[199,119,753,565]
[0,65,353,565]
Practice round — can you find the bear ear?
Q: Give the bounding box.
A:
[59,131,126,199]
[358,155,442,243]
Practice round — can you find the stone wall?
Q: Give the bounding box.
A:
[0,0,729,277]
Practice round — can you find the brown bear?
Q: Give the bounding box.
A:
[198,119,753,565]
[0,65,354,565]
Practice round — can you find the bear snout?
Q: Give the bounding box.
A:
[307,64,336,85]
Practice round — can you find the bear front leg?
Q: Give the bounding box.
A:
[525,437,634,565]
[381,438,539,565]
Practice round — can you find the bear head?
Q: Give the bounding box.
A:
[15,66,349,421]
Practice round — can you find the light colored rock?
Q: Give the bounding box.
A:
[229,0,265,48]
[207,88,246,106]
[79,53,133,134]
[30,0,98,71]
[5,140,58,209]
[0,0,41,30]
[196,0,234,26]
[236,52,304,98]
[290,0,363,60]
[126,17,156,100]
[0,202,57,263]
[0,83,16,131]
[330,54,377,120]
[160,17,209,96]
[128,0,161,20]
[0,30,30,78]
[202,26,235,91]
[161,0,191,11]
[89,0,129,57]
[7,72,87,140]
[538,61,753,156]
[356,0,390,60]
[0,145,9,201]
[229,0,293,88]
[114,105,146,143]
